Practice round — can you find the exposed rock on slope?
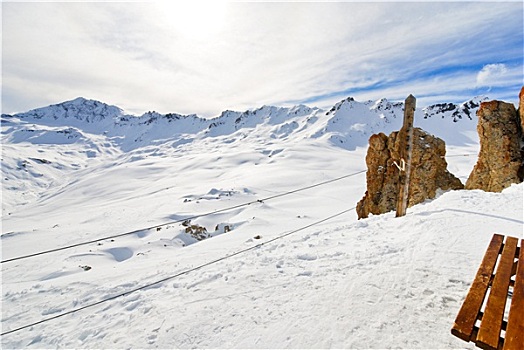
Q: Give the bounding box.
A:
[356,128,463,219]
[465,99,523,192]
[518,86,524,134]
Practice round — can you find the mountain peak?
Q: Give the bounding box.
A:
[423,95,488,121]
[9,97,124,124]
[69,96,91,104]
[55,97,123,114]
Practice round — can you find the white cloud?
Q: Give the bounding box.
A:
[1,2,522,117]
[476,64,509,87]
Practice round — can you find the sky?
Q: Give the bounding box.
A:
[1,1,523,118]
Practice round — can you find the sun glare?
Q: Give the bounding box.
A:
[156,1,227,40]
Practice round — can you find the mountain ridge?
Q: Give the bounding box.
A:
[1,94,486,212]
[2,95,488,149]
[2,95,487,123]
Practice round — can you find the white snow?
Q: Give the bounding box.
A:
[1,96,522,349]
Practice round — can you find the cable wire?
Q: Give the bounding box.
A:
[441,153,477,158]
[1,170,366,264]
[0,205,356,336]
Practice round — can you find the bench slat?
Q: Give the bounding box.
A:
[452,234,504,341]
[476,236,518,350]
[503,239,523,350]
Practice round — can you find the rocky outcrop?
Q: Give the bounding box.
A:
[519,87,524,132]
[357,127,463,219]
[182,220,209,241]
[465,99,523,192]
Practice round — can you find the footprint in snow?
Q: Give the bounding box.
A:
[298,271,313,277]
[297,253,317,261]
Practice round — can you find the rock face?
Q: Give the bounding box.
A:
[356,127,463,219]
[465,99,523,192]
[519,88,524,168]
[520,87,524,134]
[520,87,524,180]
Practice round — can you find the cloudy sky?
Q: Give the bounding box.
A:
[2,1,523,117]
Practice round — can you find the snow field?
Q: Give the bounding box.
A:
[2,96,522,348]
[2,183,521,348]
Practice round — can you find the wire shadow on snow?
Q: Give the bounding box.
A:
[416,208,523,225]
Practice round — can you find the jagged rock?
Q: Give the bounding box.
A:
[465,100,523,192]
[519,87,524,131]
[357,127,463,219]
[181,219,209,240]
[214,224,231,233]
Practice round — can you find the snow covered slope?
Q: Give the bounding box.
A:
[2,95,483,214]
[2,95,521,349]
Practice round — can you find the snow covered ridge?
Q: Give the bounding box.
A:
[2,95,487,150]
[3,95,487,127]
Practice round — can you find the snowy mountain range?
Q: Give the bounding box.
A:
[2,95,485,151]
[2,95,485,213]
[3,94,521,349]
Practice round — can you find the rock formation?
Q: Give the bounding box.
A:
[465,98,523,192]
[519,87,524,134]
[356,127,463,219]
[182,220,209,241]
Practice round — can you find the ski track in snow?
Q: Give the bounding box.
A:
[1,96,522,349]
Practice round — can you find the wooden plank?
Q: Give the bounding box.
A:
[476,236,518,350]
[503,239,523,350]
[395,94,415,217]
[451,234,504,341]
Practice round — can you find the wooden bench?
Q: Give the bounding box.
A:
[451,234,523,350]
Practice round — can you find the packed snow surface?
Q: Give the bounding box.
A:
[1,96,522,348]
